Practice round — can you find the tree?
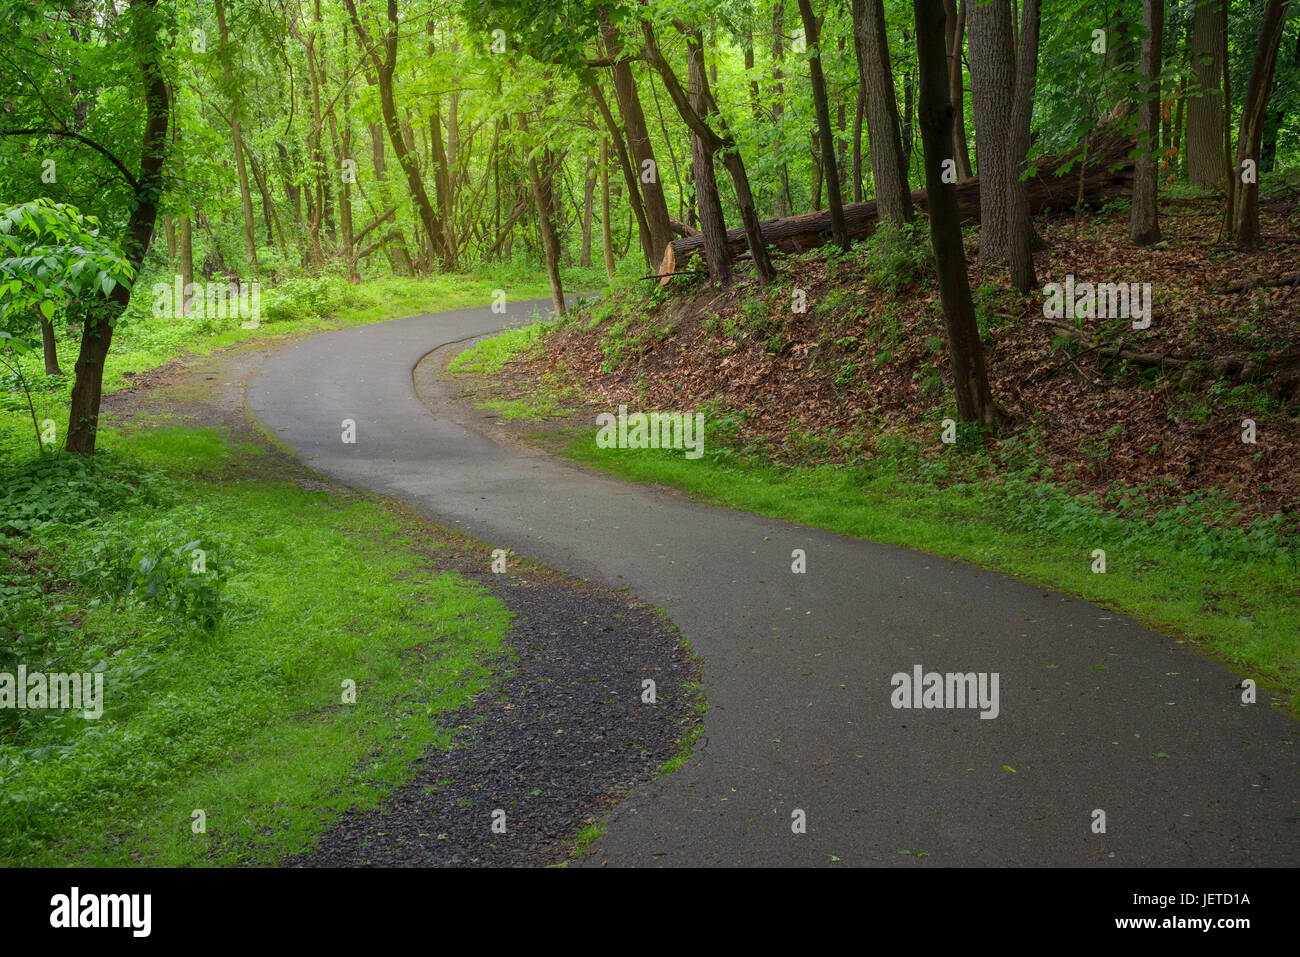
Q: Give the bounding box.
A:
[967,0,1015,261]
[343,0,452,269]
[639,15,776,284]
[1006,0,1041,290]
[913,0,1002,428]
[1186,0,1225,189]
[1129,0,1164,245]
[1232,0,1291,250]
[797,0,848,248]
[850,0,913,223]
[944,0,974,179]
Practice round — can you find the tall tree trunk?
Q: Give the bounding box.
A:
[66,0,169,454]
[601,138,616,281]
[581,154,597,267]
[40,308,61,375]
[215,0,259,278]
[641,21,775,284]
[913,0,1001,428]
[369,120,414,275]
[773,2,792,217]
[688,34,732,283]
[521,116,565,317]
[852,72,866,201]
[1130,0,1165,245]
[968,0,1015,261]
[799,0,849,249]
[601,16,675,263]
[1006,0,1041,290]
[1186,0,1225,188]
[945,0,974,178]
[850,0,914,223]
[1232,0,1289,250]
[590,82,655,267]
[343,0,451,269]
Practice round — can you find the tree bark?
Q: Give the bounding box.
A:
[601,138,616,281]
[913,0,1001,427]
[688,34,732,283]
[521,116,566,317]
[1186,0,1225,189]
[601,15,675,264]
[945,0,974,178]
[798,0,849,249]
[1006,0,1041,290]
[1129,0,1165,245]
[66,0,169,454]
[1232,0,1289,250]
[968,0,1015,261]
[850,0,913,223]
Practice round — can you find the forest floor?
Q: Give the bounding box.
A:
[446,195,1300,704]
[529,198,1300,528]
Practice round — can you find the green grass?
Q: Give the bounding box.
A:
[558,436,1300,710]
[0,268,592,461]
[448,323,550,377]
[0,427,513,866]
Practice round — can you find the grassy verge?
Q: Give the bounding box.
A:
[1,268,595,461]
[0,426,512,866]
[450,329,1300,710]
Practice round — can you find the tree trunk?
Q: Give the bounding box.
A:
[968,0,1015,261]
[521,117,565,318]
[799,0,849,250]
[590,82,655,267]
[641,20,775,284]
[40,309,62,375]
[1186,0,1225,189]
[913,0,1001,428]
[773,2,792,218]
[66,0,168,454]
[1129,0,1165,245]
[215,0,259,278]
[1232,0,1289,250]
[850,0,914,223]
[1006,0,1041,290]
[343,0,450,269]
[581,154,597,267]
[688,35,732,283]
[601,16,675,263]
[945,0,974,178]
[601,138,616,281]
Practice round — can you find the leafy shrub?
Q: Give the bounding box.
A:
[259,275,358,324]
[72,523,231,632]
[861,221,933,293]
[0,453,174,537]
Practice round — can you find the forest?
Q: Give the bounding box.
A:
[1,0,1299,881]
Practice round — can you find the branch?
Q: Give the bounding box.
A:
[1,127,139,191]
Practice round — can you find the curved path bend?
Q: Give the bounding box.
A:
[247,299,1299,867]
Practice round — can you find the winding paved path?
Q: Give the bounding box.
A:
[246,299,1298,867]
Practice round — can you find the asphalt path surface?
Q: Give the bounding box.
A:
[246,298,1299,867]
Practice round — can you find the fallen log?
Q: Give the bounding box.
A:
[660,129,1136,283]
